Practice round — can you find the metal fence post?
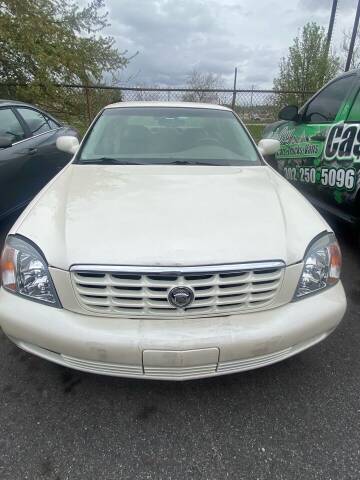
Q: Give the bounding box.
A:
[250,85,254,120]
[231,67,238,110]
[84,84,92,125]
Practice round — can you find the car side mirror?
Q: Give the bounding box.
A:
[0,135,13,149]
[258,139,281,156]
[56,136,80,155]
[278,105,300,122]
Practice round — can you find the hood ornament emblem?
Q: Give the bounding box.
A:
[168,286,194,309]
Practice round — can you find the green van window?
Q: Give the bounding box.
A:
[347,89,360,122]
[304,75,355,124]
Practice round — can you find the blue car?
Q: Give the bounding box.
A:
[0,100,78,220]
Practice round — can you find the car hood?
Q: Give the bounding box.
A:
[14,164,329,270]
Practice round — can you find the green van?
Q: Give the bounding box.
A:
[263,70,360,223]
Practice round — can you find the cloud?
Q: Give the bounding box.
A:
[104,0,358,88]
[299,0,356,11]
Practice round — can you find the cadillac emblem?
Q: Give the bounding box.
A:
[168,286,194,309]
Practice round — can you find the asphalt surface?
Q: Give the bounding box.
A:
[0,212,359,480]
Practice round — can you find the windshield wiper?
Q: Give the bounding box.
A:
[80,157,143,165]
[167,160,223,166]
[79,158,233,166]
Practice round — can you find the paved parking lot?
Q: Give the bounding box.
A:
[0,212,359,480]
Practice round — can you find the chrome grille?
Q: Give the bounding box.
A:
[71,263,284,317]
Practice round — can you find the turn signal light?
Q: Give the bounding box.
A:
[1,245,17,291]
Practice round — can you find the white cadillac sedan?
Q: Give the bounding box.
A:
[0,102,346,380]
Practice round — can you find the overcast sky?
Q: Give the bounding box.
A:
[105,0,358,88]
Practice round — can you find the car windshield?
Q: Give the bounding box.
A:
[77,107,261,166]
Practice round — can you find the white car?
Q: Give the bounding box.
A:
[0,102,346,380]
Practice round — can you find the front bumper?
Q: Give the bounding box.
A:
[0,283,346,380]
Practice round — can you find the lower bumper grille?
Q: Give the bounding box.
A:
[217,348,293,373]
[71,262,284,318]
[10,332,330,380]
[61,355,143,377]
[143,364,218,378]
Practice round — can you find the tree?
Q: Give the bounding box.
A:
[131,82,163,101]
[341,29,360,70]
[273,23,340,106]
[0,0,130,130]
[182,70,224,103]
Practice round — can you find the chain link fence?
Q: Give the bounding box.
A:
[0,83,314,141]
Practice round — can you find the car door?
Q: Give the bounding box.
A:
[14,107,76,200]
[328,83,360,219]
[0,107,30,218]
[273,74,356,207]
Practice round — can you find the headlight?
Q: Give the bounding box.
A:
[294,232,342,299]
[1,235,61,307]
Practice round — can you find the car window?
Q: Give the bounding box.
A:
[78,107,261,166]
[347,88,360,122]
[46,116,60,129]
[304,75,355,124]
[0,108,26,143]
[16,107,53,136]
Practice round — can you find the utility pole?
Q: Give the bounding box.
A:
[346,0,360,71]
[326,0,338,50]
[231,67,237,110]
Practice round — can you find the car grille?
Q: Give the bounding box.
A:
[71,263,284,318]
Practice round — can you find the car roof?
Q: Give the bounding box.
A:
[105,101,232,111]
[0,99,63,124]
